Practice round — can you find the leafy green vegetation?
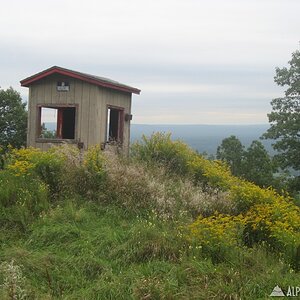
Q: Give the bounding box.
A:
[263,47,300,193]
[0,137,299,299]
[216,135,295,194]
[0,87,27,150]
[216,135,244,177]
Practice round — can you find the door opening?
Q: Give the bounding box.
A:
[107,107,124,143]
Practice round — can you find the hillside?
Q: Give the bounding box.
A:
[0,135,299,299]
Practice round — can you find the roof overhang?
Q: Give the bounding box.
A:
[20,66,141,95]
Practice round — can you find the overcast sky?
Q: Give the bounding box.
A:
[0,0,299,124]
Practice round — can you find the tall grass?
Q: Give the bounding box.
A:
[1,200,299,299]
[104,151,233,218]
[0,139,299,299]
[0,171,48,230]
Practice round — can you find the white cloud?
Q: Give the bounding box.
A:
[0,0,299,123]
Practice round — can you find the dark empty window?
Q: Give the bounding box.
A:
[38,106,76,139]
[60,107,76,139]
[107,107,124,143]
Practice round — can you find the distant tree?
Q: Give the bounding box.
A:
[242,140,274,187]
[200,151,215,161]
[263,48,300,191]
[216,135,244,176]
[0,87,27,150]
[40,123,56,139]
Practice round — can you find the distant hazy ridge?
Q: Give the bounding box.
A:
[44,123,273,155]
[131,124,273,155]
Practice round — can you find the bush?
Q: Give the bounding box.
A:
[4,147,64,198]
[3,145,107,201]
[132,133,300,268]
[186,213,245,263]
[131,133,192,176]
[243,198,300,270]
[0,145,108,230]
[81,145,107,198]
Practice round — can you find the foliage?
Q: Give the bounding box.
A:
[216,136,275,188]
[0,145,108,230]
[40,123,56,139]
[263,48,300,191]
[4,147,64,198]
[78,145,107,198]
[0,88,27,150]
[216,135,244,176]
[187,196,300,270]
[243,199,300,270]
[0,140,300,298]
[242,140,275,187]
[131,132,191,176]
[187,213,245,264]
[3,145,107,200]
[133,133,300,267]
[82,145,106,179]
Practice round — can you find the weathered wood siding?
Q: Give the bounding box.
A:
[27,74,132,152]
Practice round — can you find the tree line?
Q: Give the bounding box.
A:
[215,135,300,198]
[216,136,275,188]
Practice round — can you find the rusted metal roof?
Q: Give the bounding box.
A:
[20,66,141,95]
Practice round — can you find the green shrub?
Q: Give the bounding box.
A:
[131,133,192,176]
[48,144,107,199]
[4,147,64,199]
[80,145,107,198]
[3,145,107,201]
[132,133,300,267]
[32,151,65,197]
[0,144,109,232]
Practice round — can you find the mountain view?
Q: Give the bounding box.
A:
[44,123,274,155]
[1,0,299,297]
[131,124,273,155]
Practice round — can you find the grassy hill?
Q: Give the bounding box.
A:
[0,134,299,299]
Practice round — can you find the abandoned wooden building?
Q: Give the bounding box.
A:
[20,66,141,152]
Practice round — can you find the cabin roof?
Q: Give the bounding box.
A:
[20,66,141,95]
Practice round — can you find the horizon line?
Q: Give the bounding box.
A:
[131,123,269,126]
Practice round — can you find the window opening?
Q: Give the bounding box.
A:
[39,106,76,139]
[107,107,123,143]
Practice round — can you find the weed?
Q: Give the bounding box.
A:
[0,260,27,300]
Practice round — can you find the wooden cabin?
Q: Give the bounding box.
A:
[20,66,140,153]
